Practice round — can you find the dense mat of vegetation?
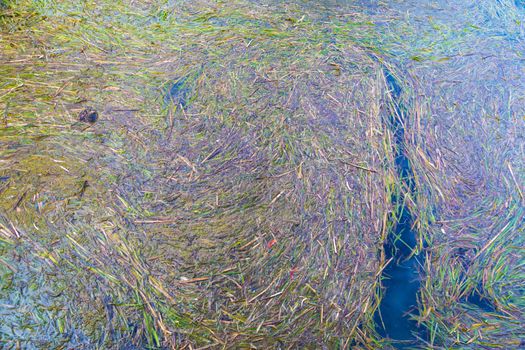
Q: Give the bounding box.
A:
[376,1,525,347]
[1,0,523,349]
[0,1,396,348]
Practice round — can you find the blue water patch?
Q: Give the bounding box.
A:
[164,77,189,108]
[375,209,425,347]
[384,68,402,101]
[466,287,495,313]
[376,257,423,345]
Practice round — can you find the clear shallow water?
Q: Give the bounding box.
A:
[1,0,524,348]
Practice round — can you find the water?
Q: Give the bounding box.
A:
[1,0,524,348]
[374,66,426,348]
[165,78,189,108]
[465,285,495,313]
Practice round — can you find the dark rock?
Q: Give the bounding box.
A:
[79,107,98,123]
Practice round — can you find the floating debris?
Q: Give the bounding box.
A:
[78,107,98,123]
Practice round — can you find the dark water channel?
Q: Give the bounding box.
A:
[373,67,426,348]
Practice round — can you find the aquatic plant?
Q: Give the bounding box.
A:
[0,0,397,348]
[1,0,523,349]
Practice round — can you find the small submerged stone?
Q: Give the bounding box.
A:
[78,107,98,123]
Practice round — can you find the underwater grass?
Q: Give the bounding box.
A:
[1,0,524,349]
[373,0,525,347]
[0,0,401,348]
